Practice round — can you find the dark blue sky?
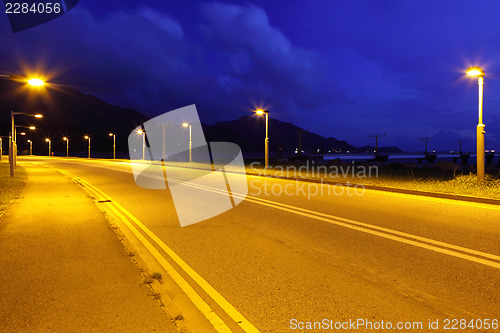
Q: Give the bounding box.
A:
[1,0,500,151]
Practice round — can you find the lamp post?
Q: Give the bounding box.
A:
[109,133,116,159]
[10,112,42,177]
[182,123,192,162]
[255,109,270,168]
[27,140,32,155]
[45,138,51,156]
[466,66,486,182]
[1,75,44,177]
[137,129,145,160]
[63,137,69,157]
[84,136,91,158]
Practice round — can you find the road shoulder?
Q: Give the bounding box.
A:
[0,163,180,332]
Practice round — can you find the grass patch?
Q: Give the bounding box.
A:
[247,163,500,199]
[151,272,162,282]
[0,161,27,216]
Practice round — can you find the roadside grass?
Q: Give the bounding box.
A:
[125,159,500,199]
[247,163,500,199]
[0,161,27,216]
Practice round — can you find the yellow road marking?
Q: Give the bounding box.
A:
[60,170,260,333]
[40,157,500,211]
[167,177,500,269]
[48,160,500,269]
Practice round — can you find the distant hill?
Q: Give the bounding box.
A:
[0,80,401,155]
[0,79,146,155]
[203,116,402,154]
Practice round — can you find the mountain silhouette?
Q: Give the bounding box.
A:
[0,79,146,156]
[0,80,401,156]
[203,116,401,154]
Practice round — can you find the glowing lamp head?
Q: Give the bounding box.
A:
[255,109,265,115]
[34,114,43,118]
[20,132,26,136]
[45,138,50,142]
[137,129,143,134]
[84,136,89,139]
[27,140,31,143]
[466,67,485,77]
[182,123,189,127]
[29,126,36,130]
[63,137,67,141]
[109,133,114,136]
[28,78,44,86]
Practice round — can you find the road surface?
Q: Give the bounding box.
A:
[18,156,500,332]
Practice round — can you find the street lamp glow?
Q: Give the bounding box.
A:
[34,114,43,118]
[45,138,50,142]
[84,136,91,158]
[137,129,143,134]
[466,67,485,77]
[182,123,192,162]
[466,66,486,182]
[63,137,67,141]
[20,132,25,136]
[255,108,270,168]
[28,78,44,86]
[29,126,36,130]
[109,133,116,159]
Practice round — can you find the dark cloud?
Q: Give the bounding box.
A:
[0,0,499,151]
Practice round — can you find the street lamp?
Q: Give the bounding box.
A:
[28,78,44,86]
[45,138,51,156]
[137,129,145,160]
[27,140,32,155]
[182,123,192,162]
[9,112,42,177]
[255,109,270,168]
[466,66,486,182]
[84,136,91,158]
[109,133,116,159]
[63,137,69,157]
[15,125,35,143]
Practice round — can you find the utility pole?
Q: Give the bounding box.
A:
[454,139,467,154]
[156,121,172,161]
[293,128,309,155]
[368,133,385,154]
[418,137,434,154]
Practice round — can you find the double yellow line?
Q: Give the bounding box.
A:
[62,170,260,333]
[168,175,500,270]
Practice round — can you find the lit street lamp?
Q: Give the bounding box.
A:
[1,75,45,177]
[137,129,145,160]
[45,138,51,156]
[255,109,270,168]
[466,66,486,182]
[63,137,69,157]
[84,136,91,158]
[10,112,43,176]
[27,140,32,155]
[109,133,116,159]
[182,123,192,162]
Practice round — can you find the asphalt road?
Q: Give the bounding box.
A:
[19,156,500,332]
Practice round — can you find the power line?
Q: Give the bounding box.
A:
[418,137,433,154]
[368,133,385,154]
[453,139,467,154]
